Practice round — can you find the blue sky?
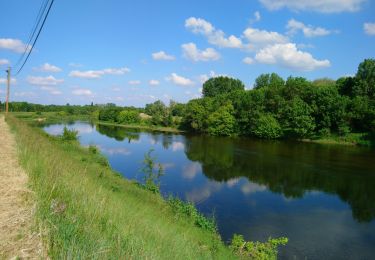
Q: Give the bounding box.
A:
[0,0,375,106]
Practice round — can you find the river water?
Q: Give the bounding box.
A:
[43,122,375,259]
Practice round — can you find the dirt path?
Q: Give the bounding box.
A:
[0,115,43,259]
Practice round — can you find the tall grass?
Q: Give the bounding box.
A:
[7,115,287,259]
[7,115,235,259]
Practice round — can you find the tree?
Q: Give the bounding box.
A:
[145,100,172,126]
[207,104,236,136]
[280,98,315,138]
[117,110,140,124]
[252,114,282,139]
[355,58,375,98]
[202,76,245,98]
[254,73,285,89]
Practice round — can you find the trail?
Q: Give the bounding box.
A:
[0,115,43,259]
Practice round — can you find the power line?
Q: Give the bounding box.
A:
[15,0,55,76]
[14,0,50,68]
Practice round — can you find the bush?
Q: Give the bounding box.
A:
[252,114,282,139]
[61,127,78,141]
[140,149,164,193]
[207,104,236,136]
[230,234,288,260]
[117,110,140,124]
[167,197,217,233]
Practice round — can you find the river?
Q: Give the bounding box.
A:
[43,121,375,259]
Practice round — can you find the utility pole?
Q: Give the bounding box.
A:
[5,67,11,115]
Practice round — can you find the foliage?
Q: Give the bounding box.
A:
[8,115,238,259]
[145,100,173,126]
[140,149,164,193]
[202,76,245,98]
[252,114,282,139]
[167,197,217,233]
[117,109,140,124]
[207,103,236,136]
[61,126,78,141]
[230,234,288,260]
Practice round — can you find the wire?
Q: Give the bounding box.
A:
[15,0,55,75]
[14,0,50,67]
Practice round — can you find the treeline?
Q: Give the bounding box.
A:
[180,59,375,138]
[3,58,374,139]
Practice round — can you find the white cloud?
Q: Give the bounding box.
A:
[0,38,30,53]
[69,67,130,79]
[364,22,375,35]
[0,59,9,66]
[243,27,288,48]
[185,17,242,48]
[152,51,175,61]
[68,62,83,68]
[243,57,254,64]
[39,86,62,95]
[149,79,160,86]
[287,19,332,37]
[250,11,261,23]
[0,77,16,84]
[259,0,365,13]
[199,71,228,83]
[128,80,141,85]
[34,63,62,72]
[72,88,93,96]
[166,73,194,86]
[254,43,330,71]
[14,91,37,97]
[182,42,220,62]
[27,75,64,86]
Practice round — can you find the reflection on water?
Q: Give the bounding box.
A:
[43,122,375,259]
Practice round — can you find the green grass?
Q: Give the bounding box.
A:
[6,115,237,259]
[301,132,375,147]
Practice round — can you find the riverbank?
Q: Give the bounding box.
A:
[13,112,373,147]
[0,115,43,258]
[6,114,238,258]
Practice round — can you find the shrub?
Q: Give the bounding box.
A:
[61,127,78,141]
[140,149,164,193]
[252,114,282,139]
[117,110,140,124]
[230,234,288,260]
[167,196,217,233]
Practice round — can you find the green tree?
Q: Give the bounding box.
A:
[254,73,285,89]
[202,76,245,98]
[207,104,236,136]
[117,110,140,124]
[252,114,282,139]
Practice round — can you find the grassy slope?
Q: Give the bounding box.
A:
[6,115,236,259]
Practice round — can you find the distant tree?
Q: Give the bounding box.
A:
[145,100,172,126]
[202,76,245,98]
[117,110,140,124]
[254,73,285,89]
[355,58,375,98]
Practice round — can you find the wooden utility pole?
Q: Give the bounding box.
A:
[5,67,10,115]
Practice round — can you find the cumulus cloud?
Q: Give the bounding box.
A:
[182,42,220,61]
[69,67,130,79]
[185,17,242,48]
[72,88,93,96]
[34,63,62,72]
[149,79,160,86]
[364,22,375,35]
[243,57,254,64]
[0,59,9,66]
[166,73,194,86]
[259,0,365,13]
[152,51,175,60]
[243,27,288,49]
[287,19,332,37]
[199,71,228,83]
[128,80,141,85]
[254,43,330,71]
[0,38,30,53]
[27,75,64,86]
[250,11,261,24]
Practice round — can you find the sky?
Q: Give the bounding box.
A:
[0,0,375,106]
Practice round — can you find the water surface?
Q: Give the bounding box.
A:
[44,122,375,259]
